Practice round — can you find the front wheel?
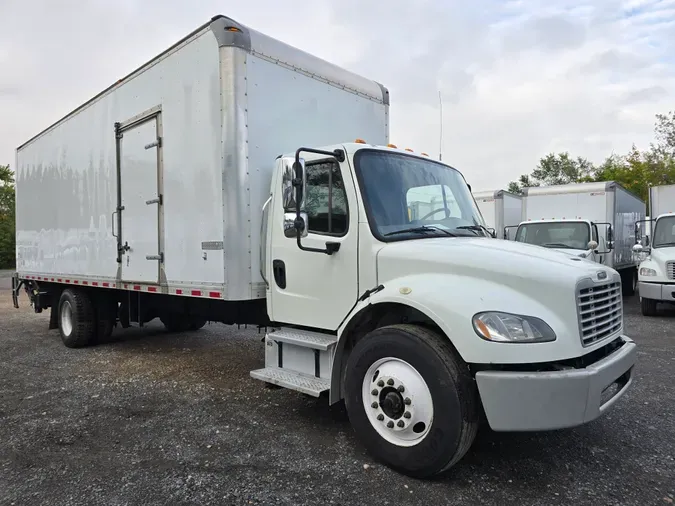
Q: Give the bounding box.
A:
[344,324,479,478]
[641,297,658,316]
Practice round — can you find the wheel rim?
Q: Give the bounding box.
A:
[362,357,433,447]
[60,300,73,337]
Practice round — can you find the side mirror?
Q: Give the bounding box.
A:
[281,156,306,212]
[284,212,308,238]
[587,240,598,251]
[632,244,643,253]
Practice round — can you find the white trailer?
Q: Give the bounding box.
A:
[633,184,675,315]
[472,190,522,239]
[515,182,645,295]
[12,15,636,478]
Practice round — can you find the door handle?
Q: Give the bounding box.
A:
[146,194,163,205]
[146,253,164,262]
[272,259,286,289]
[112,211,118,238]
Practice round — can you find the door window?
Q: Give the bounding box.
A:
[302,160,348,236]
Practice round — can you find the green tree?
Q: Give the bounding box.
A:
[653,110,675,157]
[593,145,675,206]
[0,164,16,268]
[508,152,595,194]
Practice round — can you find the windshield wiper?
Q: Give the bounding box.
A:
[384,225,457,237]
[456,225,493,237]
[541,242,576,249]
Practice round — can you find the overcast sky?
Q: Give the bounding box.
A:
[1,0,673,191]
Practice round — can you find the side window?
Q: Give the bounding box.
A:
[406,184,461,221]
[303,161,348,236]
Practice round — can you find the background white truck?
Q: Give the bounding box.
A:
[633,184,675,315]
[514,182,645,295]
[11,15,636,478]
[472,189,522,239]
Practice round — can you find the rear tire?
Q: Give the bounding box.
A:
[641,297,658,316]
[344,324,479,478]
[58,289,96,348]
[621,268,637,296]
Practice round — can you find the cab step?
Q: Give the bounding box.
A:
[266,328,337,350]
[250,367,330,397]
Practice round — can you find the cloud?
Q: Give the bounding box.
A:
[0,0,673,192]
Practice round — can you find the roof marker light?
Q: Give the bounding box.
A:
[421,152,429,156]
[355,138,367,144]
[387,143,397,148]
[405,148,414,152]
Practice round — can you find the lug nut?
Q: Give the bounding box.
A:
[371,389,378,396]
[397,420,405,428]
[377,380,384,387]
[371,402,378,409]
[398,385,405,393]
[403,411,411,419]
[404,398,411,405]
[377,414,384,421]
[387,379,394,386]
[387,421,394,428]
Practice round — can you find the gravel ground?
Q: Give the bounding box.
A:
[0,283,673,506]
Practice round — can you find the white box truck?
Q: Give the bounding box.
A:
[514,182,645,295]
[472,190,522,239]
[11,15,637,478]
[633,184,675,315]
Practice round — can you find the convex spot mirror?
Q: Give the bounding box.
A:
[587,240,598,251]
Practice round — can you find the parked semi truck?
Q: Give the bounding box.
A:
[633,184,675,316]
[514,182,645,295]
[472,189,522,239]
[11,15,637,478]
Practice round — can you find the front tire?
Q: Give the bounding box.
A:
[641,297,658,316]
[344,324,479,478]
[58,289,96,348]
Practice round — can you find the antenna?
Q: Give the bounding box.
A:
[438,91,443,161]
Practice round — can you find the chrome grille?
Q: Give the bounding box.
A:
[667,261,675,280]
[577,281,622,346]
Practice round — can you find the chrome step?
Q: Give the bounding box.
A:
[267,328,337,351]
[250,367,330,397]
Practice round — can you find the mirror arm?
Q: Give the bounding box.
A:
[293,147,346,256]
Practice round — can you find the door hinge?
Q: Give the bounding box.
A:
[144,137,162,150]
[145,194,163,206]
[146,252,164,263]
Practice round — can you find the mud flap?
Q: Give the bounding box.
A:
[11,274,22,309]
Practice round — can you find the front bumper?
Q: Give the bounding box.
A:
[475,335,636,431]
[638,281,675,301]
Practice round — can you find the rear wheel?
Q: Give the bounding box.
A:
[621,268,637,296]
[344,324,479,478]
[58,289,96,348]
[641,297,658,316]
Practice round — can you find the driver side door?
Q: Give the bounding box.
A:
[267,154,359,330]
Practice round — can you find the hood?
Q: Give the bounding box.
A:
[375,237,614,288]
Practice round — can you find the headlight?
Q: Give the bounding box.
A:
[472,311,556,343]
[639,267,657,276]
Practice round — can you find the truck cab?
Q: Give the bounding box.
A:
[514,218,605,261]
[633,212,675,315]
[255,140,636,477]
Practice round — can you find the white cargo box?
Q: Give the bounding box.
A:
[521,181,645,271]
[15,15,390,301]
[472,190,522,239]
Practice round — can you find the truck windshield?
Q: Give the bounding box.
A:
[653,215,675,248]
[353,150,488,240]
[515,222,590,250]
